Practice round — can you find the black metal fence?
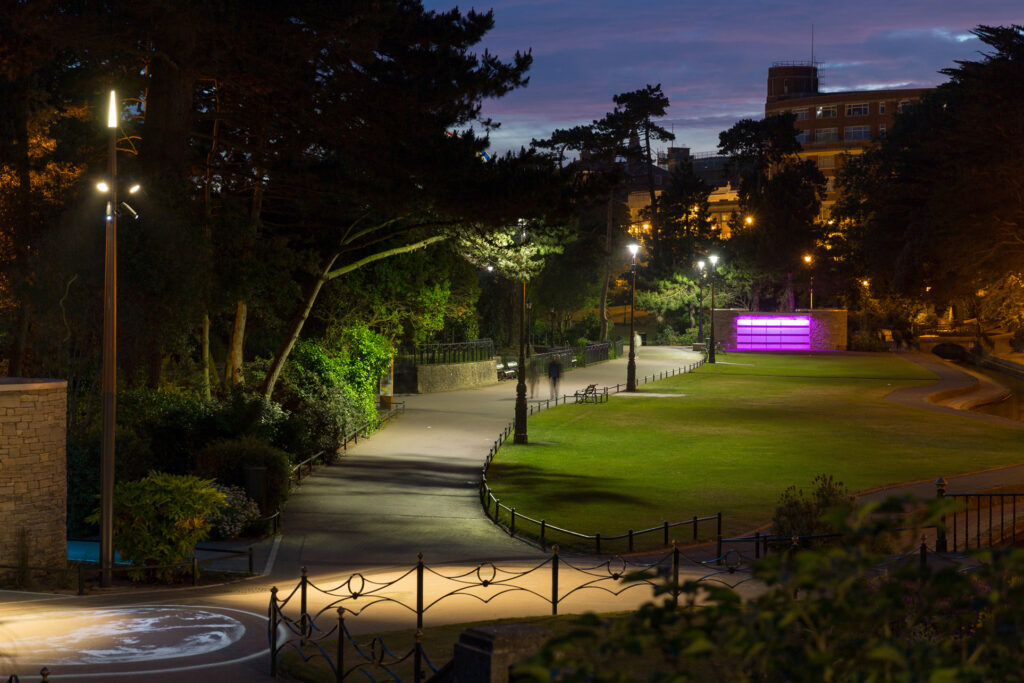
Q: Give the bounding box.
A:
[268,546,753,681]
[479,359,709,553]
[946,492,1024,551]
[416,339,494,365]
[580,342,609,366]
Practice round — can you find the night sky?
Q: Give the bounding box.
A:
[422,1,1023,155]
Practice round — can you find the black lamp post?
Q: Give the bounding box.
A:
[526,300,532,354]
[696,260,706,343]
[626,243,640,391]
[514,278,528,444]
[707,254,720,364]
[803,254,814,310]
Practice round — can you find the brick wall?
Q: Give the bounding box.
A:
[0,379,67,569]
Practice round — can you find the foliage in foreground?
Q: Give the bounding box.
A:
[516,499,1024,682]
[87,472,225,581]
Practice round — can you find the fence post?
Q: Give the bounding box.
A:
[248,546,254,576]
[628,529,634,552]
[663,521,669,547]
[337,608,346,683]
[300,566,309,640]
[717,512,722,541]
[935,477,948,552]
[595,532,601,554]
[270,587,279,676]
[540,520,547,550]
[551,545,560,615]
[692,515,698,541]
[716,535,722,565]
[672,541,680,608]
[416,553,425,631]
[414,630,424,683]
[754,531,760,559]
[511,507,516,536]
[40,668,49,682]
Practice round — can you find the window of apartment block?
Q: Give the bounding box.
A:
[879,124,887,137]
[816,105,837,118]
[792,108,809,120]
[844,125,871,140]
[845,103,869,116]
[796,129,810,144]
[815,127,838,142]
[878,102,886,115]
[818,155,835,169]
[898,100,913,113]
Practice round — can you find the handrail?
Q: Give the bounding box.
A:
[416,339,494,365]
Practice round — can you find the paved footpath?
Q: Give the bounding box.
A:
[3,349,1023,681]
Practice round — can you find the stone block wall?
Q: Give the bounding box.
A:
[416,360,499,393]
[0,379,67,569]
[712,309,848,351]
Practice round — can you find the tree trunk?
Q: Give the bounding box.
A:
[784,271,795,312]
[201,85,222,400]
[225,301,247,386]
[201,314,211,398]
[260,253,340,401]
[598,192,615,341]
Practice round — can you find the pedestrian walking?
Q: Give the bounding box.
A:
[547,356,562,399]
[528,359,540,398]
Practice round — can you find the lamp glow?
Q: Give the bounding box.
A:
[708,254,719,266]
[107,90,117,129]
[96,181,110,192]
[128,184,140,194]
[628,243,640,257]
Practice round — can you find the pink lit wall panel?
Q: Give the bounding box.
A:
[734,315,811,351]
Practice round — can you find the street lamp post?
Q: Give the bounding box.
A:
[803,254,814,310]
[526,300,532,354]
[707,254,720,363]
[696,260,706,343]
[626,243,640,391]
[100,90,119,588]
[514,278,528,444]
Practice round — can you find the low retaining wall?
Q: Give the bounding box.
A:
[0,379,67,570]
[416,359,498,393]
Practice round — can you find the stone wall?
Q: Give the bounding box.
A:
[416,360,499,393]
[0,379,67,569]
[712,309,848,351]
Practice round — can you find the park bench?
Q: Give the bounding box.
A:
[574,384,600,404]
[496,360,518,380]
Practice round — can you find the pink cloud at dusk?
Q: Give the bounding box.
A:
[423,1,1023,154]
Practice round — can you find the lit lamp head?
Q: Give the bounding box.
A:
[804,254,813,264]
[744,215,754,226]
[628,243,640,258]
[107,90,117,129]
[697,259,705,272]
[709,254,719,267]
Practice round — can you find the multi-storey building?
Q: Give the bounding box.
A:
[764,62,931,216]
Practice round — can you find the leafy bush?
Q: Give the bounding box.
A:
[86,471,225,581]
[194,436,292,514]
[848,329,889,352]
[206,485,261,540]
[771,474,853,544]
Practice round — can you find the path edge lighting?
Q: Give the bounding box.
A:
[626,243,640,391]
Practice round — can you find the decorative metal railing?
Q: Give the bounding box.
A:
[946,492,1024,551]
[268,546,754,681]
[416,339,495,365]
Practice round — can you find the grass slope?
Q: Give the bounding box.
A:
[488,352,1023,541]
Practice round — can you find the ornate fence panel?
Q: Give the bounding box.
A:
[268,547,754,681]
[946,493,1024,551]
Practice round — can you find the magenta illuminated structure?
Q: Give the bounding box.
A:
[734,315,811,351]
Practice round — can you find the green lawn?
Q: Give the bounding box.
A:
[488,352,1024,546]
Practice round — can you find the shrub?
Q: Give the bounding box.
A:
[206,485,261,540]
[771,474,853,544]
[195,436,292,514]
[86,471,226,581]
[848,329,889,352]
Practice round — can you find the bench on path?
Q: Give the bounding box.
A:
[574,383,600,404]
[497,360,518,380]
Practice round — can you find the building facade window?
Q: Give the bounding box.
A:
[845,103,869,116]
[818,155,835,169]
[898,100,913,113]
[878,102,886,115]
[815,127,838,142]
[844,125,871,140]
[792,108,809,120]
[816,105,837,119]
[879,124,886,137]
[796,129,810,144]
